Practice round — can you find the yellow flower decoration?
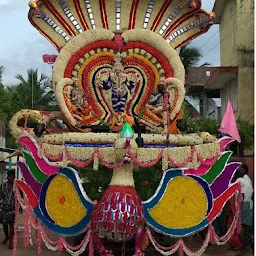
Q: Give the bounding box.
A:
[46,175,87,227]
[149,176,207,229]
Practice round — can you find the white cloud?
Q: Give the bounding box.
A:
[0,1,56,84]
[1,38,56,85]
[0,0,20,12]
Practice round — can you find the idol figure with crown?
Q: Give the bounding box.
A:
[10,1,241,256]
[97,54,138,127]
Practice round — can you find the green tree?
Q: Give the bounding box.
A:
[179,44,208,119]
[179,43,210,70]
[0,66,4,84]
[0,67,13,123]
[187,117,221,137]
[0,69,57,148]
[14,69,57,110]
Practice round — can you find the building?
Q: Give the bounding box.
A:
[205,66,238,118]
[185,67,222,119]
[187,1,254,123]
[210,0,254,124]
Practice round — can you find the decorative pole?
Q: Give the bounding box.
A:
[32,72,34,109]
[160,78,170,144]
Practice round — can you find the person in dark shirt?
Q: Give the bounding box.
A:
[0,170,22,249]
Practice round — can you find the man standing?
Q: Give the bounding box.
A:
[0,170,19,249]
[241,164,252,186]
[229,167,253,254]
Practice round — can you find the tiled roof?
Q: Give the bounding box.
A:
[186,67,219,87]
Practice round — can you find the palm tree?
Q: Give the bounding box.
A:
[179,43,210,119]
[13,69,57,110]
[0,65,4,84]
[179,43,210,71]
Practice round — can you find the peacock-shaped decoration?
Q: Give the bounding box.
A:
[10,1,242,256]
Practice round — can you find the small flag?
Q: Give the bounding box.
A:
[121,123,134,138]
[192,111,198,119]
[220,100,241,143]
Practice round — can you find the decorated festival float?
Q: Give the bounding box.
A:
[10,0,243,255]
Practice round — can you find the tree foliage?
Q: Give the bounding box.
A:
[179,43,209,119]
[0,68,57,148]
[14,69,57,110]
[76,164,162,202]
[187,117,254,148]
[0,66,4,83]
[179,43,208,71]
[187,117,221,137]
[237,118,254,148]
[179,43,211,72]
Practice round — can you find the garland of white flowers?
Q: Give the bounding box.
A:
[9,109,64,139]
[40,142,220,169]
[165,77,185,120]
[52,29,115,84]
[122,29,185,85]
[55,78,77,126]
[9,109,41,138]
[37,132,217,146]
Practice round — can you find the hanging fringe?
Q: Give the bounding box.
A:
[89,234,94,256]
[24,205,30,247]
[209,225,216,245]
[178,240,184,256]
[13,196,19,256]
[37,225,42,256]
[93,154,99,171]
[141,232,149,251]
[58,237,64,252]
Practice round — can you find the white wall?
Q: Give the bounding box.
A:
[220,78,238,118]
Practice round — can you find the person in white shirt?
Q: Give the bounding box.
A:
[233,167,253,253]
[241,164,252,186]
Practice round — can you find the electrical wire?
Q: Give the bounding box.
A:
[197,0,252,51]
[200,13,253,59]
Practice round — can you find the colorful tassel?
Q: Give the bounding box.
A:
[37,226,42,256]
[13,197,19,256]
[89,234,94,256]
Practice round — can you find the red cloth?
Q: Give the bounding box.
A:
[228,196,242,248]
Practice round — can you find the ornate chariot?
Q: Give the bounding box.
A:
[10,1,242,256]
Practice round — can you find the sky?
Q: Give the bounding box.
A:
[0,0,220,85]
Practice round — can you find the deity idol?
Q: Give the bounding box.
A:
[71,79,92,117]
[146,79,167,116]
[97,55,138,126]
